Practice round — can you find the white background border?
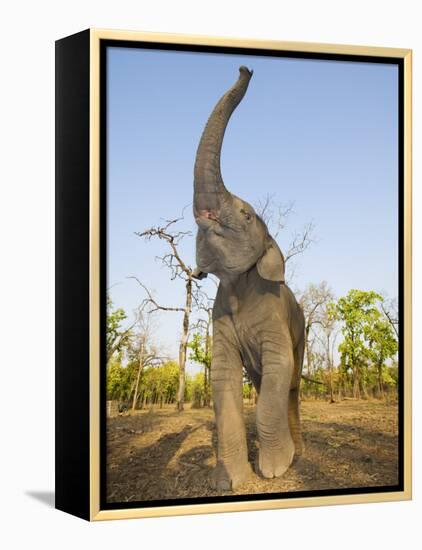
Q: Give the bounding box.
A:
[1,1,419,548]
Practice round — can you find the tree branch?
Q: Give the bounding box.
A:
[128,276,185,314]
[380,302,399,339]
[135,217,192,277]
[285,222,315,262]
[301,374,326,386]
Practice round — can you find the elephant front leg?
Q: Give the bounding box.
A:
[256,331,295,478]
[211,335,252,490]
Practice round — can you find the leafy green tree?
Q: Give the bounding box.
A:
[189,333,211,368]
[106,354,123,400]
[138,361,180,408]
[365,318,398,398]
[336,289,383,399]
[384,360,399,399]
[190,372,206,408]
[106,297,134,362]
[106,354,136,402]
[242,383,252,400]
[188,332,212,406]
[184,373,193,403]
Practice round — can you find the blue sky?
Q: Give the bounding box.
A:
[106,46,398,364]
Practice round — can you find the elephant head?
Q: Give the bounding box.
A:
[193,66,285,284]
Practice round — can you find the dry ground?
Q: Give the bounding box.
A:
[106,400,399,503]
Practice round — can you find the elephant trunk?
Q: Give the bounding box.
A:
[194,66,253,215]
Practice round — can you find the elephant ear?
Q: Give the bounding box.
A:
[257,237,285,283]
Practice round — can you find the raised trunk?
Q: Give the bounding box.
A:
[194,66,253,214]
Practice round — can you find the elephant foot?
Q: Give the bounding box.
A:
[210,460,252,491]
[256,440,295,479]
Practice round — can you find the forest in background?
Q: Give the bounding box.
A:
[106,199,399,413]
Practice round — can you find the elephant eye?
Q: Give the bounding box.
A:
[240,208,252,221]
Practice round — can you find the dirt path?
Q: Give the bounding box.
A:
[106,400,399,503]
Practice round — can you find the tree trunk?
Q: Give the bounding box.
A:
[177,340,187,411]
[305,325,312,377]
[361,380,368,399]
[326,337,335,404]
[176,278,192,412]
[303,324,313,399]
[132,341,145,412]
[353,365,361,399]
[377,361,385,400]
[203,365,209,407]
[204,323,211,407]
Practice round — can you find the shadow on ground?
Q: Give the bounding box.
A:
[106,400,399,503]
[25,491,55,508]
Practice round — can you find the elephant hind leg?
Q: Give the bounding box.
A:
[288,388,304,457]
[288,340,305,457]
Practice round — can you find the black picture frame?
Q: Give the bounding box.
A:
[55,29,412,521]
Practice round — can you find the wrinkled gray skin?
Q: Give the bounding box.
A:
[193,66,305,490]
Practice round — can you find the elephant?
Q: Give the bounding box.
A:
[192,66,306,490]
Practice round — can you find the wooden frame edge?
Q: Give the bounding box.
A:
[88,29,412,521]
[91,28,411,58]
[403,49,412,501]
[91,490,411,522]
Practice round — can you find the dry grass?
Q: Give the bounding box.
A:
[106,400,399,503]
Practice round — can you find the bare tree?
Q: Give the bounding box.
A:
[255,195,295,239]
[313,302,339,403]
[132,217,203,412]
[299,282,335,381]
[126,311,168,411]
[380,296,399,339]
[284,223,316,263]
[255,195,316,283]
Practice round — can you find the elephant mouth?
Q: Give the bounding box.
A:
[195,208,226,234]
[195,208,241,236]
[195,208,220,223]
